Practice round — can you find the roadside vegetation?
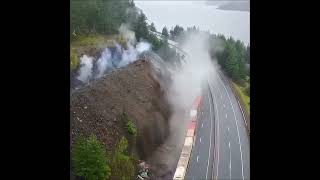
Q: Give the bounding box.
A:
[232,81,250,115]
[72,134,136,180]
[72,135,111,180]
[109,137,136,180]
[214,36,250,84]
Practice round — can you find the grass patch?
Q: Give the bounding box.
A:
[70,34,120,71]
[71,34,119,47]
[70,48,79,71]
[109,137,136,180]
[232,82,250,115]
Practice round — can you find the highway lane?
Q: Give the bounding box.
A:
[185,68,250,180]
[185,87,214,179]
[151,31,250,179]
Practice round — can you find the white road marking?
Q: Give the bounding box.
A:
[226,114,228,118]
[202,123,203,128]
[223,104,226,108]
[209,83,220,180]
[215,81,223,97]
[200,137,202,143]
[197,155,199,162]
[205,92,214,179]
[228,127,230,132]
[229,142,232,180]
[217,72,245,180]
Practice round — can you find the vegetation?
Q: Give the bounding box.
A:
[72,134,137,180]
[244,83,250,96]
[121,112,137,136]
[70,0,183,70]
[70,0,133,39]
[161,26,169,38]
[214,36,249,83]
[126,119,137,136]
[233,82,250,114]
[72,135,111,180]
[149,22,156,32]
[170,25,184,40]
[70,0,250,86]
[70,48,79,71]
[71,34,108,47]
[110,137,136,180]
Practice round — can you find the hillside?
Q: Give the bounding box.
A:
[70,59,174,179]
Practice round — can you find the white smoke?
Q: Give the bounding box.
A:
[136,41,152,54]
[96,48,112,78]
[76,24,152,83]
[147,31,221,177]
[119,43,138,67]
[77,55,94,83]
[167,31,216,112]
[119,24,136,45]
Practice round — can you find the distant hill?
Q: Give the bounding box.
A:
[206,1,250,12]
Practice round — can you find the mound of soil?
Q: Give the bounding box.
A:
[70,59,172,162]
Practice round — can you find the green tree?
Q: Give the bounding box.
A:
[72,135,111,180]
[245,45,250,64]
[170,25,184,39]
[110,137,135,180]
[133,12,149,42]
[70,0,131,37]
[224,43,237,79]
[150,22,156,32]
[213,35,248,82]
[162,26,169,38]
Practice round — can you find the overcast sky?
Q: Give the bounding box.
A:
[135,0,250,44]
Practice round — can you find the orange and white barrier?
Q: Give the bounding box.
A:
[173,96,203,180]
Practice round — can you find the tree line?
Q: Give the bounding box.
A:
[160,24,250,83]
[213,35,249,83]
[71,0,133,37]
[71,0,176,60]
[71,0,249,83]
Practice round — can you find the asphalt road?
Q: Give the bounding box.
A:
[185,69,250,180]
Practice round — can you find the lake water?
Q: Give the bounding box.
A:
[135,1,250,45]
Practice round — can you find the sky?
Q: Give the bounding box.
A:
[135,0,250,45]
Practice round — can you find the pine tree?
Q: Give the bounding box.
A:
[162,26,169,38]
[150,22,156,32]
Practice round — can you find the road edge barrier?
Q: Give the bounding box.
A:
[173,96,203,180]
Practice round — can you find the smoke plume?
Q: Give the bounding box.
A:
[147,31,222,178]
[96,48,112,78]
[76,24,151,84]
[77,55,94,83]
[167,31,216,115]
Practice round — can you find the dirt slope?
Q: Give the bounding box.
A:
[70,59,172,165]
